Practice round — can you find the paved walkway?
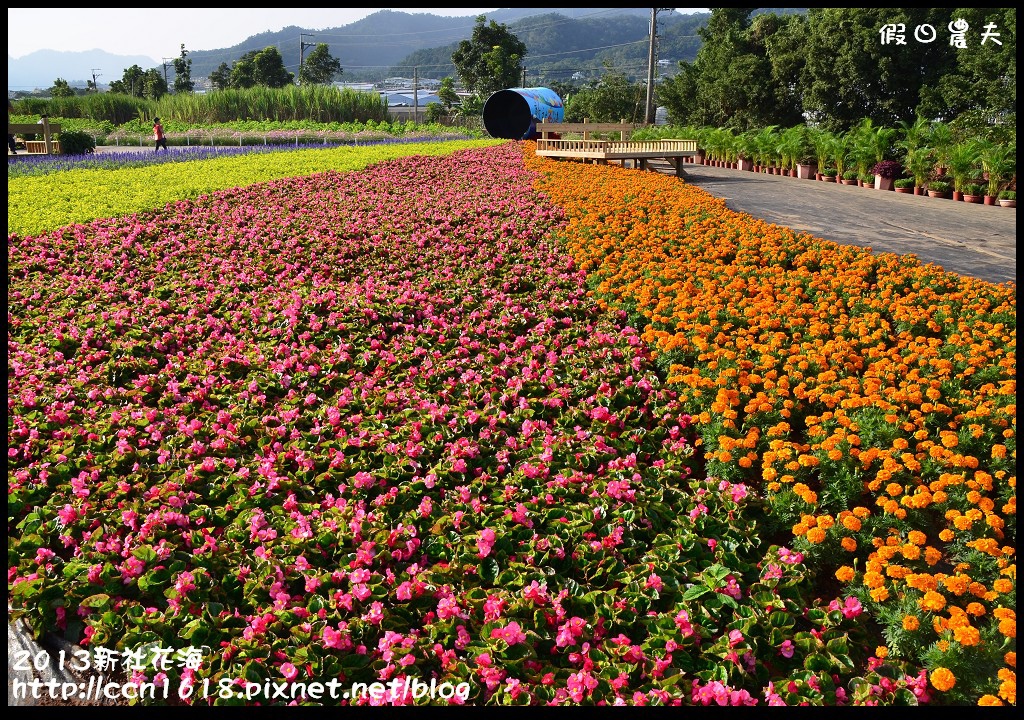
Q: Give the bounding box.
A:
[673,163,1016,286]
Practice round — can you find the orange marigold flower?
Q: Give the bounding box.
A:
[907,530,927,546]
[870,586,890,602]
[937,639,950,652]
[886,482,904,497]
[902,615,920,631]
[806,527,827,544]
[852,506,871,519]
[994,578,1013,594]
[930,667,956,692]
[1006,652,1016,667]
[863,571,885,589]
[841,537,858,552]
[924,547,943,565]
[999,618,1016,638]
[921,590,947,612]
[842,516,862,532]
[978,695,1003,706]
[966,602,986,617]
[835,566,856,582]
[939,529,955,542]
[876,646,889,659]
[902,544,921,561]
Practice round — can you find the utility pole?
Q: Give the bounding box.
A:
[90,69,102,92]
[522,67,527,87]
[299,33,316,84]
[413,67,419,124]
[645,8,658,125]
[162,58,174,93]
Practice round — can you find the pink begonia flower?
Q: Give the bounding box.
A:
[778,639,795,658]
[674,609,695,637]
[280,663,298,682]
[490,621,527,646]
[477,528,496,558]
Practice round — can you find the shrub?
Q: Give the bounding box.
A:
[820,166,836,177]
[928,180,951,194]
[963,183,985,196]
[998,189,1016,200]
[56,129,96,155]
[870,160,902,178]
[843,169,859,180]
[894,178,915,189]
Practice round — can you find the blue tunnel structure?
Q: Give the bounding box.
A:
[482,87,565,140]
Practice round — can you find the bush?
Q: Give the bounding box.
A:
[998,190,1016,200]
[870,160,902,178]
[56,129,96,155]
[843,169,859,180]
[821,166,836,177]
[963,183,985,196]
[928,180,951,194]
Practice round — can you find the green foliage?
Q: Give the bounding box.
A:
[452,15,528,97]
[230,47,294,89]
[564,69,645,123]
[299,44,343,86]
[172,44,195,94]
[48,78,75,99]
[56,129,96,155]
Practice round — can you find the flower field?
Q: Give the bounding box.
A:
[7,140,1015,706]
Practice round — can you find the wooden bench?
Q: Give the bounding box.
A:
[535,119,698,178]
[9,119,61,154]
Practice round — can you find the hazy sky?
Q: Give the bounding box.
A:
[6,8,497,62]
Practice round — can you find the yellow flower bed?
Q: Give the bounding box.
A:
[7,140,502,237]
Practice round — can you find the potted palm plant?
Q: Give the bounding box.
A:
[946,139,981,201]
[808,127,832,180]
[735,130,757,171]
[976,140,1015,205]
[904,146,934,195]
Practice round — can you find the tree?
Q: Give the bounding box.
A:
[437,77,460,112]
[299,43,342,86]
[564,69,645,123]
[49,78,75,98]
[173,44,195,94]
[451,15,528,99]
[209,63,232,92]
[230,47,294,89]
[108,64,166,99]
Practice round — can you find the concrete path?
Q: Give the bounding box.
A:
[674,163,1016,286]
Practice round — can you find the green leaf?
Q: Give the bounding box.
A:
[682,585,711,601]
[80,593,111,609]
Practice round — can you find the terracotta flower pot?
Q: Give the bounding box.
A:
[895,187,913,194]
[998,199,1016,208]
[927,190,947,198]
[963,194,984,204]
[984,195,998,205]
[914,186,925,195]
[952,191,963,201]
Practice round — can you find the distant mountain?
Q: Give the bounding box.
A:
[8,49,158,92]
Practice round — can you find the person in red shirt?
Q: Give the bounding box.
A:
[153,117,168,152]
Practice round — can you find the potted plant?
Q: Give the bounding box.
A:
[927,180,951,198]
[808,127,832,180]
[842,169,859,185]
[976,140,1015,205]
[946,139,981,201]
[962,183,985,203]
[858,173,874,187]
[997,190,1016,208]
[820,166,837,182]
[904,146,934,195]
[871,160,902,191]
[894,178,916,193]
